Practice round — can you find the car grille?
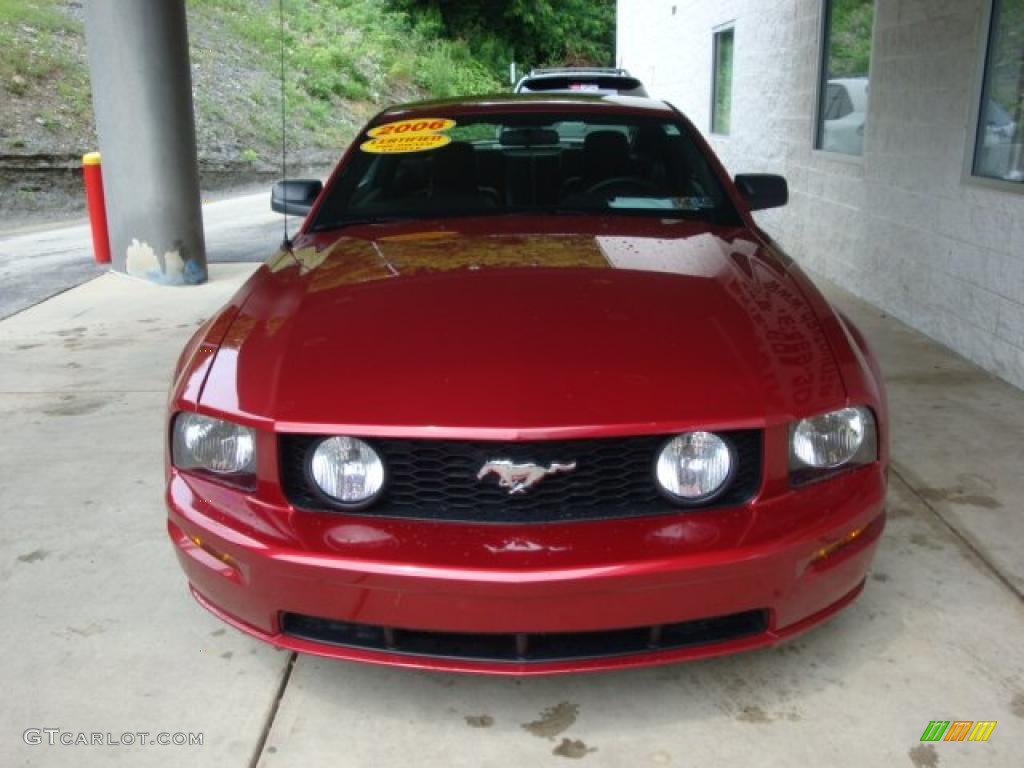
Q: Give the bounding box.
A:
[280,610,769,663]
[279,431,762,523]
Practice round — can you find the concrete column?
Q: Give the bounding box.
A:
[83,0,206,284]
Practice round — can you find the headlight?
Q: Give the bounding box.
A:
[172,413,256,479]
[655,431,734,502]
[790,406,877,483]
[309,436,385,507]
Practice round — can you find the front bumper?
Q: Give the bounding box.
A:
[167,465,885,675]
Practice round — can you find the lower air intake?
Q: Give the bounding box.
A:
[280,610,769,663]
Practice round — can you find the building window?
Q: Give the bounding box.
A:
[815,0,875,156]
[711,26,734,135]
[973,0,1024,184]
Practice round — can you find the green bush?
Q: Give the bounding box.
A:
[392,0,616,75]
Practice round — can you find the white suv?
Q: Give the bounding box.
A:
[515,68,649,97]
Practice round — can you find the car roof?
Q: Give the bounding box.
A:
[515,70,647,96]
[523,67,636,77]
[828,77,868,89]
[376,93,676,121]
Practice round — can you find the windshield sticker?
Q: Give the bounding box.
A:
[362,117,456,153]
[361,133,452,154]
[367,118,456,138]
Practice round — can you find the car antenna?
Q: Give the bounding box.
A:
[278,0,292,252]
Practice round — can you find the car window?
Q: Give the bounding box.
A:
[310,112,740,230]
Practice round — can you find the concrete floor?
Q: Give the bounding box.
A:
[1,264,1022,768]
[0,190,282,319]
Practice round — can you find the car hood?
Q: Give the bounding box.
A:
[200,219,846,435]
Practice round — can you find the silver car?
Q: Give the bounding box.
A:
[820,77,868,156]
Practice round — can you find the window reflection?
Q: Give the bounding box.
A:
[974,0,1023,183]
[712,26,734,135]
[815,0,875,156]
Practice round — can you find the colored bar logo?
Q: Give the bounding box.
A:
[920,721,996,742]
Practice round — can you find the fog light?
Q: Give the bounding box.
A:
[655,431,734,503]
[309,436,385,507]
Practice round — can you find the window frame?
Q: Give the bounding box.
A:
[710,22,736,137]
[812,0,876,161]
[963,0,1024,194]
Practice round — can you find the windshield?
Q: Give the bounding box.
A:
[310,111,740,231]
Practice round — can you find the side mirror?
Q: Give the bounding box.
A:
[271,179,323,216]
[734,174,788,211]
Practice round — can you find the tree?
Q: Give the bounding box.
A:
[827,0,873,78]
[391,0,616,78]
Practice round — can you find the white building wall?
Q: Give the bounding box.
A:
[618,0,1024,388]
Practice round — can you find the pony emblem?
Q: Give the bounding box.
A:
[477,460,577,495]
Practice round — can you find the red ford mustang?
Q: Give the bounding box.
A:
[166,95,887,675]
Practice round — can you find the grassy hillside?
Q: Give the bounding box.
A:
[0,0,503,166]
[0,0,92,156]
[187,0,501,166]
